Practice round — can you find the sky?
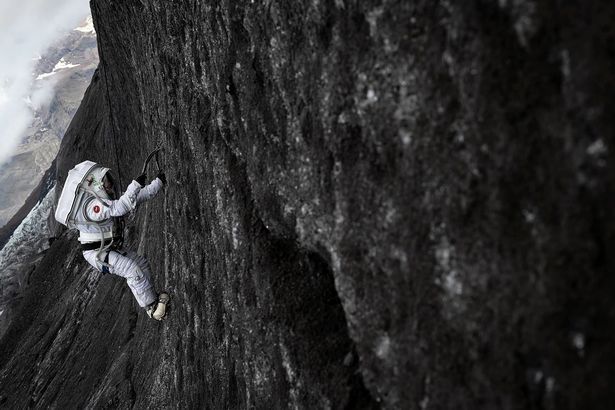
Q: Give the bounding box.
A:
[0,0,91,165]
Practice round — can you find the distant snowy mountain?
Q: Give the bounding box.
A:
[0,17,98,228]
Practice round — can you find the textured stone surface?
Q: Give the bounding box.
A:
[1,1,615,409]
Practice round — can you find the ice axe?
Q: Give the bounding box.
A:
[141,147,163,175]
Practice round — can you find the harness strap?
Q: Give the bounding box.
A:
[81,237,122,251]
[101,252,111,274]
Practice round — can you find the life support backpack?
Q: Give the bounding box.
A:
[55,160,112,228]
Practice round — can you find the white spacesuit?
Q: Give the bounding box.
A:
[55,160,169,320]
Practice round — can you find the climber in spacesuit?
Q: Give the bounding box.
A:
[55,160,169,320]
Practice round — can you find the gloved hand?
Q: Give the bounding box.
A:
[135,174,147,187]
[157,172,167,185]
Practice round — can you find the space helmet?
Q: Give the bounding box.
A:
[55,160,117,227]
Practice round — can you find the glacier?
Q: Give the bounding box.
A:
[0,187,54,336]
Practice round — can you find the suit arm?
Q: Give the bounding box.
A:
[136,177,163,204]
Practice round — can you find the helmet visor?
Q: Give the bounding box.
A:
[102,172,117,199]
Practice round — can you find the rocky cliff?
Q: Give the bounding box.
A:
[1,1,614,409]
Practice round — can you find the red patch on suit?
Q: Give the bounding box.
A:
[93,205,101,213]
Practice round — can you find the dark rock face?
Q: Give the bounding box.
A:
[1,1,614,409]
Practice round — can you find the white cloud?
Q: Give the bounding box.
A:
[31,77,60,111]
[0,0,91,166]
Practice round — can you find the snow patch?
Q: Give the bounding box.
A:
[54,58,80,71]
[74,16,95,34]
[36,58,80,81]
[36,71,57,80]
